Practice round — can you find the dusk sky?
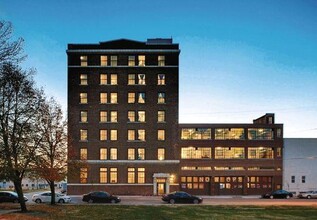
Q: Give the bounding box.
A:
[1,0,317,137]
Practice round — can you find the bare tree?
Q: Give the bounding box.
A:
[0,63,44,212]
[0,20,25,65]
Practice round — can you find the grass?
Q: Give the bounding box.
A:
[1,204,317,220]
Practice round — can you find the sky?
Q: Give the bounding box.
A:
[1,0,317,137]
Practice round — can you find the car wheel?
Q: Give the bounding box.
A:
[193,199,199,204]
[88,199,94,203]
[13,199,19,203]
[286,195,290,199]
[269,195,274,199]
[307,195,312,199]
[111,199,116,204]
[169,199,175,204]
[35,199,42,203]
[58,199,65,203]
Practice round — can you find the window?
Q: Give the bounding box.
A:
[100,129,107,141]
[80,129,88,141]
[110,168,117,183]
[137,168,145,183]
[215,128,245,140]
[128,56,135,66]
[181,147,212,159]
[110,148,117,160]
[158,55,165,66]
[248,147,274,159]
[100,111,107,122]
[291,176,295,183]
[100,93,107,104]
[128,148,135,160]
[128,74,136,85]
[181,128,212,140]
[110,111,117,122]
[110,74,117,85]
[137,148,145,160]
[215,147,245,159]
[128,92,135,103]
[100,168,107,183]
[80,111,88,123]
[138,92,145,103]
[128,129,145,141]
[100,55,107,66]
[128,111,135,122]
[110,56,117,66]
[158,74,165,85]
[247,176,272,189]
[110,130,117,141]
[80,148,87,160]
[80,56,87,66]
[80,168,88,183]
[248,128,274,140]
[100,148,107,160]
[80,74,88,85]
[158,148,165,160]
[302,176,306,183]
[277,148,282,157]
[128,168,135,183]
[100,74,107,85]
[138,111,145,122]
[138,74,146,85]
[158,92,165,104]
[277,128,282,138]
[138,55,145,66]
[138,129,145,141]
[158,111,165,122]
[110,93,118,104]
[128,130,135,141]
[80,93,87,104]
[158,130,165,140]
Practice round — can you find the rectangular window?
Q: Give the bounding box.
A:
[100,148,107,160]
[277,128,282,138]
[110,56,117,66]
[110,74,117,85]
[277,148,282,157]
[181,147,212,159]
[100,55,107,66]
[138,111,145,122]
[100,74,107,85]
[128,92,135,103]
[302,176,306,183]
[248,128,274,140]
[128,111,135,122]
[158,148,165,160]
[158,111,165,122]
[128,74,136,85]
[138,92,145,103]
[138,129,145,141]
[80,168,88,183]
[158,92,165,104]
[137,148,145,160]
[100,111,107,122]
[138,74,146,85]
[110,130,117,141]
[291,176,295,183]
[158,130,165,141]
[80,93,88,104]
[128,148,135,160]
[158,55,165,66]
[110,168,117,183]
[128,56,135,66]
[181,128,212,140]
[158,74,165,85]
[110,111,117,122]
[248,147,274,159]
[80,111,88,123]
[110,148,117,160]
[100,129,107,141]
[100,93,107,104]
[215,128,245,140]
[128,168,135,183]
[80,74,88,85]
[110,93,118,104]
[137,168,145,183]
[80,148,87,160]
[100,168,107,183]
[138,55,145,66]
[215,147,245,159]
[80,56,87,66]
[128,130,135,141]
[80,129,88,141]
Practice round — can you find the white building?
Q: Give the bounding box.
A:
[283,138,317,195]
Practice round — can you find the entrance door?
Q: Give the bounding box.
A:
[157,183,165,195]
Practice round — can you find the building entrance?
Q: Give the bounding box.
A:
[153,173,170,195]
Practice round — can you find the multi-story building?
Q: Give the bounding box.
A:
[67,38,283,195]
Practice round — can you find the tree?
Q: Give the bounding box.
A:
[0,20,25,65]
[33,97,67,205]
[0,63,44,212]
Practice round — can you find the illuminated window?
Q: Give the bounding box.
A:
[215,147,245,159]
[138,74,146,85]
[100,74,107,85]
[100,168,107,183]
[158,111,165,122]
[158,55,165,66]
[181,147,211,159]
[80,93,87,104]
[138,129,145,141]
[128,130,135,141]
[110,130,117,141]
[158,148,165,160]
[110,168,117,183]
[80,56,87,66]
[100,111,107,122]
[80,129,88,141]
[138,168,145,183]
[248,147,273,159]
[80,111,88,123]
[110,93,117,103]
[158,74,165,85]
[100,93,107,104]
[110,111,117,122]
[80,168,87,183]
[138,55,145,66]
[215,128,245,140]
[110,148,117,160]
[80,74,88,85]
[128,92,135,103]
[181,128,211,140]
[100,148,107,160]
[110,74,117,85]
[110,56,117,66]
[158,92,165,104]
[138,111,145,122]
[128,148,135,160]
[80,148,87,160]
[248,128,274,140]
[158,130,165,140]
[128,74,135,85]
[128,56,135,66]
[100,55,107,66]
[128,111,135,122]
[137,148,145,160]
[100,129,107,141]
[128,168,135,183]
[138,93,145,103]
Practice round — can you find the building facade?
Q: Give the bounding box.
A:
[67,39,283,195]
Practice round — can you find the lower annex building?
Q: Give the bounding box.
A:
[67,38,283,195]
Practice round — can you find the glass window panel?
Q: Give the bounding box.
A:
[80,129,88,141]
[100,148,107,160]
[158,148,165,160]
[110,148,117,160]
[80,111,88,122]
[128,168,135,183]
[80,148,87,160]
[80,74,88,85]
[100,129,107,141]
[158,55,165,66]
[158,111,165,122]
[128,148,135,160]
[215,128,245,140]
[110,74,117,85]
[100,168,107,183]
[128,74,135,85]
[100,111,107,122]
[128,111,135,122]
[100,55,107,66]
[158,130,165,140]
[158,92,165,104]
[128,56,135,66]
[248,147,274,159]
[138,55,145,66]
[128,130,135,141]
[110,130,117,141]
[158,74,165,85]
[100,93,107,104]
[80,93,88,104]
[138,111,145,122]
[138,93,145,103]
[181,128,211,140]
[110,56,117,66]
[110,111,117,122]
[137,148,145,160]
[138,129,145,141]
[100,74,107,85]
[137,168,145,183]
[80,168,87,183]
[128,92,135,103]
[138,74,146,85]
[80,56,87,66]
[110,168,117,183]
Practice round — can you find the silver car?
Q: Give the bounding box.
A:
[32,191,71,203]
[298,191,317,199]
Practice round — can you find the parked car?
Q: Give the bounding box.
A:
[298,191,317,199]
[82,191,121,203]
[0,191,28,203]
[262,190,293,199]
[162,191,203,204]
[32,191,71,203]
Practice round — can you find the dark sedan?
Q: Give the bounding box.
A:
[162,191,203,204]
[0,191,28,203]
[262,190,293,199]
[82,191,121,203]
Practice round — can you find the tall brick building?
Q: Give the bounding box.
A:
[67,38,283,195]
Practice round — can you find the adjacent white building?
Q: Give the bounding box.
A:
[283,138,317,195]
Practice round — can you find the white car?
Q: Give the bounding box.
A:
[32,192,71,203]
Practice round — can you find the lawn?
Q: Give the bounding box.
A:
[1,204,317,220]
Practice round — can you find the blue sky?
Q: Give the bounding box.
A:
[1,0,317,137]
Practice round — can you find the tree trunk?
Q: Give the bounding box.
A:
[49,180,56,205]
[13,179,27,212]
